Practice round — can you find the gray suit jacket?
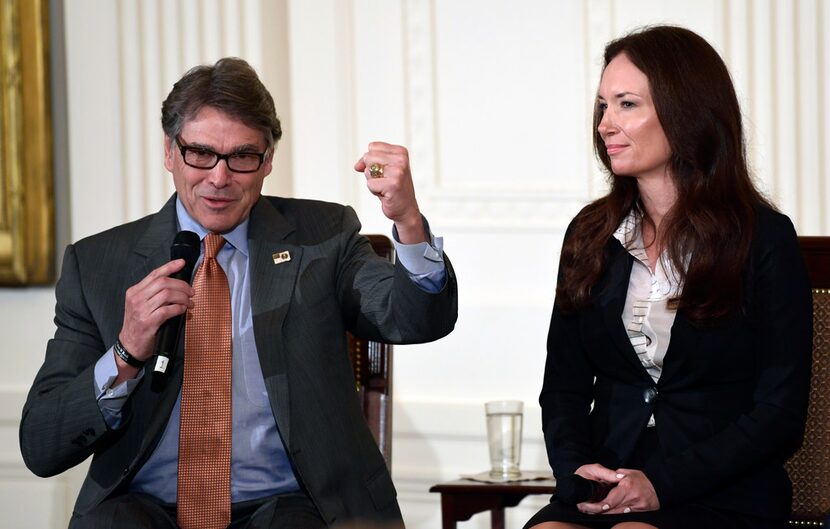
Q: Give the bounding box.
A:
[20,194,458,526]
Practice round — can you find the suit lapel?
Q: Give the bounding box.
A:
[131,195,179,285]
[123,196,190,458]
[596,238,654,377]
[246,198,303,449]
[658,311,701,384]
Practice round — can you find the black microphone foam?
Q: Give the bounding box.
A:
[555,474,613,505]
[151,231,200,389]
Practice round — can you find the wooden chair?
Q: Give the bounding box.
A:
[348,234,395,469]
[785,237,830,526]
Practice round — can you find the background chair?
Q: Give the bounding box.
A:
[785,237,830,526]
[348,234,395,469]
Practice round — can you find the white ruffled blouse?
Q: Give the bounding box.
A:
[612,211,684,426]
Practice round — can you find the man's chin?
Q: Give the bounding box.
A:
[194,212,241,234]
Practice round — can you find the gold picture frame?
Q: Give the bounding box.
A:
[0,0,53,285]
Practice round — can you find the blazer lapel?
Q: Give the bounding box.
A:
[596,238,653,377]
[131,195,179,286]
[658,311,701,384]
[124,196,189,459]
[246,198,303,450]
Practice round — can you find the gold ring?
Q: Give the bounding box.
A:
[369,163,384,178]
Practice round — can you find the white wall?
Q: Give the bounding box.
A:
[2,1,829,528]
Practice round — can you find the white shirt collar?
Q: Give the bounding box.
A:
[612,208,685,293]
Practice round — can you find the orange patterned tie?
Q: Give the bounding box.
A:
[177,233,232,529]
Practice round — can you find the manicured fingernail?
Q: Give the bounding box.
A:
[602,504,610,511]
[616,473,624,479]
[624,507,631,514]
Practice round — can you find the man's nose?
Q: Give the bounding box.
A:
[206,161,234,187]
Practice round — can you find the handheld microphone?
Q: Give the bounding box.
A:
[151,230,200,390]
[555,474,614,504]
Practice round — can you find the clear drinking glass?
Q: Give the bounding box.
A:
[485,400,523,479]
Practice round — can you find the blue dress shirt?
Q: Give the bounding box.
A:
[94,198,446,503]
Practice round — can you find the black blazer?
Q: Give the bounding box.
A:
[20,194,458,527]
[541,207,812,519]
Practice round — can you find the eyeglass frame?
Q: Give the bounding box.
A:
[174,135,269,173]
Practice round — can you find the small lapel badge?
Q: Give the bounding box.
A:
[272,251,291,265]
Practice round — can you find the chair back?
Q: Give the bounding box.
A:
[347,234,395,469]
[785,237,830,525]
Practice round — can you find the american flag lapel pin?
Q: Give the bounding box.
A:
[272,251,291,265]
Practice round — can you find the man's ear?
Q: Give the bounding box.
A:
[262,147,275,177]
[163,136,174,171]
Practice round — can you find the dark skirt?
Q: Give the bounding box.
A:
[523,500,786,529]
[524,429,789,529]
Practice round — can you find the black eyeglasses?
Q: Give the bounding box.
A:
[175,136,267,173]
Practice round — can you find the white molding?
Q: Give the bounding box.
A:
[286,0,360,206]
[117,0,149,221]
[64,0,124,242]
[796,0,824,232]
[424,192,587,232]
[241,0,264,65]
[202,0,223,60]
[180,0,201,67]
[749,0,776,204]
[400,0,596,232]
[138,0,167,212]
[403,0,591,196]
[403,0,438,191]
[774,0,799,221]
[585,0,614,199]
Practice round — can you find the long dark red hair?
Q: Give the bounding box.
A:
[557,25,774,323]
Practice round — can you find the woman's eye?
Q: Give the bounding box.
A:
[597,102,608,111]
[621,100,635,108]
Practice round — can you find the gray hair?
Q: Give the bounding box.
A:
[161,57,282,150]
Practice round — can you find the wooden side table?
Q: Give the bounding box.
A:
[429,476,556,529]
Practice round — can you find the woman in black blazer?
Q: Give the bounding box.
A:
[525,26,812,529]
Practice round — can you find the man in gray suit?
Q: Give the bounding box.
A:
[20,58,457,529]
